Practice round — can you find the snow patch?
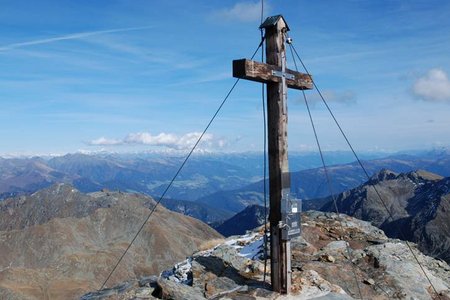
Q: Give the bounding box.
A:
[239,238,264,260]
[160,258,193,285]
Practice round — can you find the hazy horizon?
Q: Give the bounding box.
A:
[2,146,449,160]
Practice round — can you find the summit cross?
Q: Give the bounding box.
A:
[233,15,313,294]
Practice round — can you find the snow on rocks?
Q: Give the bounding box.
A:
[222,231,266,260]
[160,257,193,285]
[239,236,265,260]
[156,231,267,297]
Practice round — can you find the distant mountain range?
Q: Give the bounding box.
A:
[0,184,221,299]
[0,150,395,202]
[198,149,450,215]
[1,149,450,225]
[0,156,72,198]
[319,169,450,263]
[0,153,262,201]
[0,151,393,218]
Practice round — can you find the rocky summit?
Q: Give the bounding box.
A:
[82,211,450,300]
[0,184,221,299]
[320,169,450,263]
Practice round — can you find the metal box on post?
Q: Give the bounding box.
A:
[280,194,302,240]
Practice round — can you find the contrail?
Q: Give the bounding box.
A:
[0,26,153,52]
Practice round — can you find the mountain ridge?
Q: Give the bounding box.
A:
[0,184,221,299]
[319,169,450,263]
[198,155,450,215]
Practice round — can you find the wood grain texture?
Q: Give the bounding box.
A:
[265,17,290,294]
[232,59,313,90]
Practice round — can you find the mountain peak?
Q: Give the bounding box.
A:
[369,168,398,183]
[0,186,221,299]
[369,169,442,185]
[82,211,450,300]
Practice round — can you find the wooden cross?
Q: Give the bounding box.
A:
[233,15,313,294]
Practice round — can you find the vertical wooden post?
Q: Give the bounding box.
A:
[233,15,312,294]
[266,18,291,294]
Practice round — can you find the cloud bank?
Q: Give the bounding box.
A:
[413,68,450,103]
[213,1,266,23]
[89,132,227,150]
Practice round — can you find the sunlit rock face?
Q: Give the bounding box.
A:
[320,169,450,263]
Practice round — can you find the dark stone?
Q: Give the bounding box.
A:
[374,256,380,268]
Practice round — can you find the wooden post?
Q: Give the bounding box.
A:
[265,16,291,294]
[232,15,313,294]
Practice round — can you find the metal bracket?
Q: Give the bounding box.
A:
[272,70,295,80]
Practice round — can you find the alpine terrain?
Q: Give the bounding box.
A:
[320,169,450,263]
[82,211,450,299]
[0,184,221,299]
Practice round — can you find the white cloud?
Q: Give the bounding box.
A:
[89,137,122,146]
[124,132,178,146]
[413,68,450,102]
[214,1,266,23]
[88,131,225,150]
[0,26,153,52]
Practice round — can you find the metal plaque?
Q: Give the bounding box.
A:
[280,198,302,240]
[281,212,301,240]
[272,70,295,80]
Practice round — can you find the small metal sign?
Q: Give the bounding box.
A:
[280,196,302,240]
[281,212,301,240]
[272,70,295,80]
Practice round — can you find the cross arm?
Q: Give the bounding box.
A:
[233,59,313,90]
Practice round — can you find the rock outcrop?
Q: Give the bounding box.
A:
[320,169,450,263]
[83,211,450,299]
[0,184,222,299]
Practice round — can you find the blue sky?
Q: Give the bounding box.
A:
[0,0,449,156]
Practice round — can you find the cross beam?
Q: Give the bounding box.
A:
[233,59,312,90]
[232,15,313,294]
